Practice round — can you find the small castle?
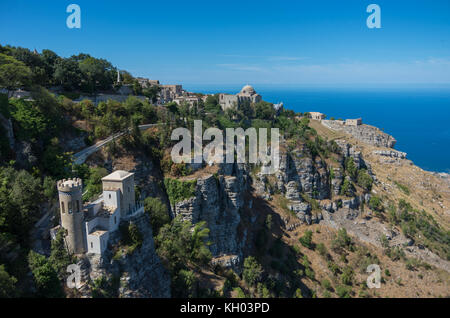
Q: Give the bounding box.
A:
[55,170,144,255]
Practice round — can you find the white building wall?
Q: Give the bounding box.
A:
[103,189,121,209]
[108,208,120,232]
[86,232,109,254]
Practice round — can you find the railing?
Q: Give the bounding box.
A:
[122,201,144,221]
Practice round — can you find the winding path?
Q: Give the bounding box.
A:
[73,123,161,165]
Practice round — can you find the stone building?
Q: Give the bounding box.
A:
[345,118,362,126]
[136,77,160,88]
[310,112,326,121]
[173,95,200,107]
[56,170,144,255]
[219,85,262,111]
[159,84,183,104]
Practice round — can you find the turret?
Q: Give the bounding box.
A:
[57,178,86,254]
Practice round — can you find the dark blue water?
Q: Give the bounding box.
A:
[185,84,450,173]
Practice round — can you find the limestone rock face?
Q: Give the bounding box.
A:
[172,163,249,259]
[0,114,14,148]
[277,149,330,200]
[274,146,332,223]
[373,150,407,159]
[331,167,344,196]
[88,214,171,298]
[322,120,396,148]
[335,140,365,169]
[14,141,37,168]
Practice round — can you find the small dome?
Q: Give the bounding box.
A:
[240,85,256,95]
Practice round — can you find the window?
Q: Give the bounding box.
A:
[91,242,93,249]
[114,216,116,224]
[68,202,72,214]
[61,202,65,214]
[109,194,111,199]
[128,187,130,193]
[76,200,80,212]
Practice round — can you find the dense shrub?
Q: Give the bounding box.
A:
[144,197,170,235]
[299,230,313,249]
[243,256,263,286]
[164,178,197,205]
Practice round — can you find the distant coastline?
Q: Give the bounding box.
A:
[186,85,450,173]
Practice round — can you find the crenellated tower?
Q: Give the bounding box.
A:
[57,178,86,254]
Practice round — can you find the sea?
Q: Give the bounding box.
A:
[184,84,450,173]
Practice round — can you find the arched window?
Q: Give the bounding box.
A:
[61,202,65,214]
[68,202,72,214]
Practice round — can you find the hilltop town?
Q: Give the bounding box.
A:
[0,45,449,298]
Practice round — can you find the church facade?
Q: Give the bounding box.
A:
[219,85,262,111]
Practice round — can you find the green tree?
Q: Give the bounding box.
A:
[142,86,160,104]
[340,266,354,285]
[345,157,357,180]
[144,197,170,235]
[156,216,211,272]
[43,176,57,201]
[190,221,212,266]
[54,58,82,91]
[340,178,355,197]
[174,269,197,298]
[357,169,373,191]
[254,101,275,120]
[0,53,32,90]
[299,230,313,249]
[0,265,17,298]
[28,251,63,297]
[369,196,383,213]
[204,95,222,114]
[243,256,263,286]
[49,229,73,280]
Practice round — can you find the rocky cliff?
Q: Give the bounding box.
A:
[86,214,171,298]
[172,163,250,269]
[321,120,396,148]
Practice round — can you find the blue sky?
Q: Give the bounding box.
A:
[1,0,450,86]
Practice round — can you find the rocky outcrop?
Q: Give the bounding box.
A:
[320,207,450,273]
[276,147,330,200]
[0,113,14,148]
[14,141,37,168]
[87,214,171,298]
[322,120,396,148]
[272,145,331,223]
[335,140,365,169]
[331,167,344,195]
[172,163,249,260]
[373,150,407,159]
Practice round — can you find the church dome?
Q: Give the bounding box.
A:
[240,85,256,95]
